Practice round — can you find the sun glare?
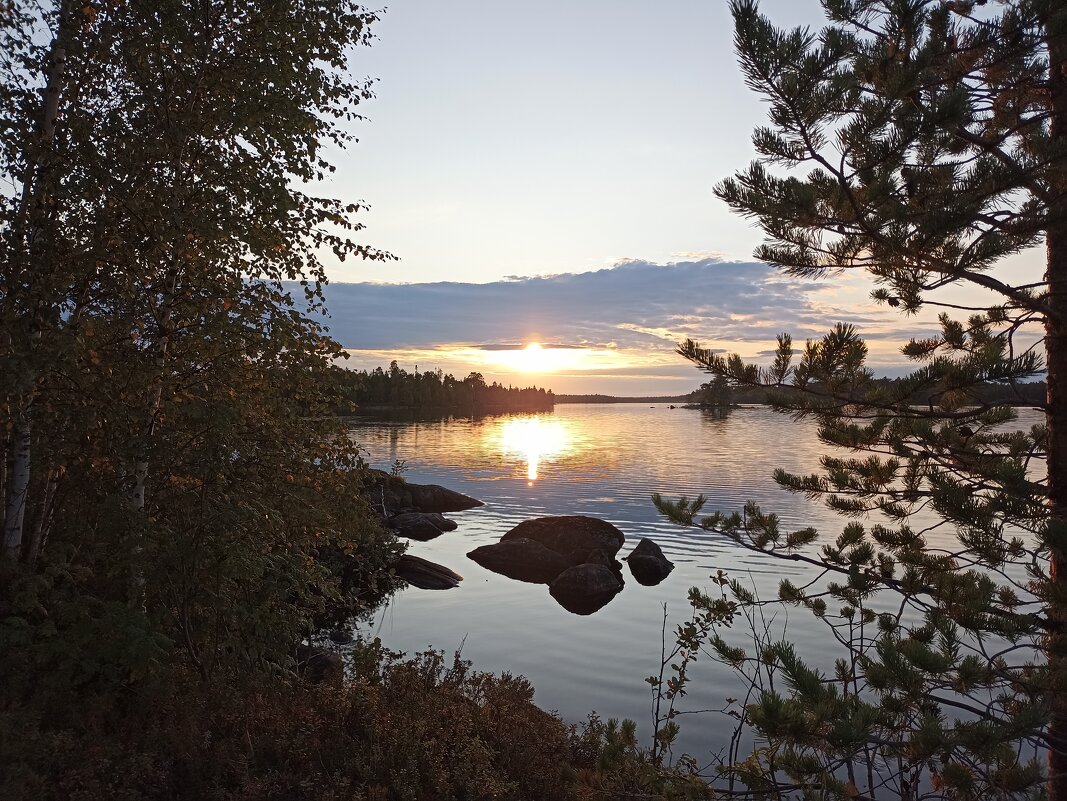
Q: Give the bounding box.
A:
[479,341,591,374]
[495,416,572,481]
[517,341,551,372]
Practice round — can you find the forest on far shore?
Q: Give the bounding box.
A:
[558,379,1049,408]
[335,361,555,414]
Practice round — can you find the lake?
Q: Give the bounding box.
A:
[347,402,1044,762]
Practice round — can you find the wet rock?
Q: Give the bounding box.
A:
[395,553,463,590]
[501,516,625,563]
[585,547,623,573]
[625,538,674,586]
[366,469,483,514]
[389,511,458,541]
[549,564,624,615]
[467,538,573,584]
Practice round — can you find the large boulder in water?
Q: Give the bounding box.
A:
[501,516,624,563]
[549,564,624,615]
[366,469,483,514]
[467,538,573,584]
[625,538,674,586]
[395,554,463,590]
[389,511,458,541]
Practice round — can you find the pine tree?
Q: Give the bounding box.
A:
[657,1,1067,797]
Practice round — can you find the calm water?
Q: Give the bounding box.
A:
[347,403,1043,761]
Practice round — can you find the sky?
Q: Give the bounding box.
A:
[312,0,1044,395]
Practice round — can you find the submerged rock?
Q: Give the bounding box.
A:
[395,553,463,590]
[389,511,458,541]
[548,564,624,615]
[366,469,483,514]
[625,538,674,586]
[467,538,573,584]
[501,516,625,563]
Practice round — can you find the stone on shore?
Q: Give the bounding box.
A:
[389,511,458,541]
[501,516,624,563]
[395,553,463,590]
[366,469,483,514]
[467,538,573,584]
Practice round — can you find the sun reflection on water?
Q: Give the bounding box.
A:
[494,416,573,482]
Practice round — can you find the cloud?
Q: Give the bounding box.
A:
[475,342,587,351]
[316,257,841,352]
[310,257,925,392]
[669,250,729,262]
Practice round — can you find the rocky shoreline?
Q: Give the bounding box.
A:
[365,470,675,616]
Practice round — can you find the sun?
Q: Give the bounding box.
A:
[519,342,550,372]
[476,341,595,374]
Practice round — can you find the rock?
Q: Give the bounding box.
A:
[395,553,463,590]
[585,547,623,573]
[389,511,458,541]
[625,538,674,586]
[467,538,573,584]
[549,564,624,615]
[328,628,354,645]
[501,516,625,563]
[296,644,344,685]
[366,469,483,514]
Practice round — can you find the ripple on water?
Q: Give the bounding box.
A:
[351,404,1045,760]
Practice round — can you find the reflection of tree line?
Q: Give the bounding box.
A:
[335,361,555,414]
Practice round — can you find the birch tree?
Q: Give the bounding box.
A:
[0,1,397,663]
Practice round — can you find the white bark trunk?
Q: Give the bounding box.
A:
[2,10,70,557]
[2,416,31,556]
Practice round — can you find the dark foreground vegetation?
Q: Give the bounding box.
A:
[2,637,711,800]
[335,361,554,415]
[0,3,702,799]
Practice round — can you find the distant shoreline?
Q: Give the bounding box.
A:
[554,394,691,404]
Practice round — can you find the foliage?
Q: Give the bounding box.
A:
[335,361,555,414]
[0,5,710,799]
[0,2,410,795]
[568,714,715,801]
[0,637,710,801]
[0,0,405,668]
[692,375,734,408]
[657,0,1067,798]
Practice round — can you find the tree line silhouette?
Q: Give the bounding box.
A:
[336,361,555,413]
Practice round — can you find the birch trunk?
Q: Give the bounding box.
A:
[1,12,69,560]
[2,417,32,555]
[132,273,176,514]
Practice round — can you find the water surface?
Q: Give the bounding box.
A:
[348,403,1043,760]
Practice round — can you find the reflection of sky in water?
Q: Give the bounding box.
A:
[347,404,1047,761]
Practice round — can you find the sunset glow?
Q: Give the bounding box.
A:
[494,416,573,481]
[478,342,604,374]
[518,342,549,372]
